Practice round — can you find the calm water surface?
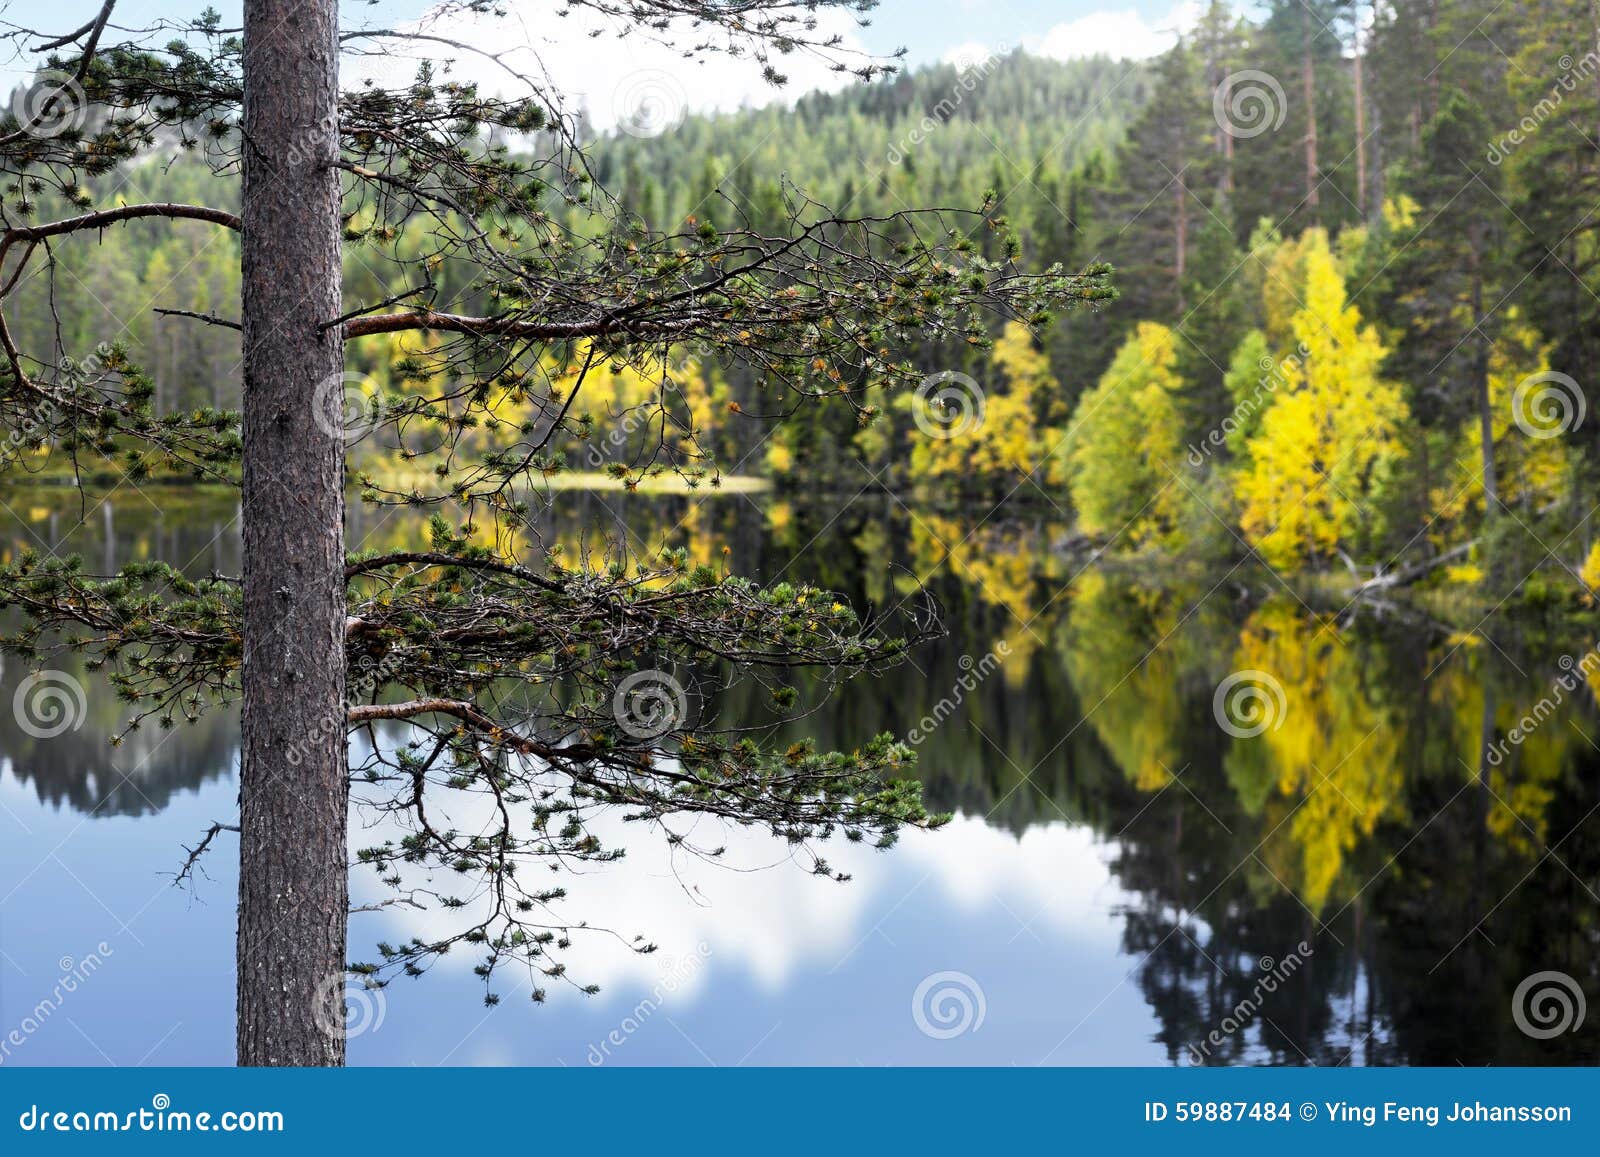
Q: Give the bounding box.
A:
[1,485,1597,1066]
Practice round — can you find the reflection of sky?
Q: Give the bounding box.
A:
[0,754,1164,1065]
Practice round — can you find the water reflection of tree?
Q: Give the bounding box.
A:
[1054,579,1600,1065]
[5,489,1597,1063]
[865,516,1600,1064]
[0,649,238,816]
[0,490,242,815]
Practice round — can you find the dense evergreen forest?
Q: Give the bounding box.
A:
[10,0,1600,608]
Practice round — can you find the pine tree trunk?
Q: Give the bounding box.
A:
[1353,15,1367,219]
[1302,11,1320,218]
[1470,259,1498,509]
[236,0,349,1067]
[1174,173,1188,315]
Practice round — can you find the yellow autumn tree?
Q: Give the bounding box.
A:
[1431,317,1574,532]
[1235,230,1409,570]
[908,321,1063,489]
[547,342,723,478]
[1064,321,1188,549]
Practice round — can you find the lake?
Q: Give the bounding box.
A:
[1,483,1597,1066]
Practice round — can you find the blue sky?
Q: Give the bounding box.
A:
[0,1,1191,63]
[2,1,1213,127]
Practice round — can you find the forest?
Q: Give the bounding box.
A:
[2,0,1599,1077]
[9,0,1600,613]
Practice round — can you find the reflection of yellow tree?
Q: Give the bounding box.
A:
[1061,572,1188,791]
[1229,602,1408,910]
[906,512,1064,677]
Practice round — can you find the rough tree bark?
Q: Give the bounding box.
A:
[236,0,349,1066]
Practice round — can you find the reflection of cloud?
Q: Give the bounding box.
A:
[344,0,867,134]
[357,789,1131,1009]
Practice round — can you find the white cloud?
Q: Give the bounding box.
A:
[346,0,868,135]
[941,41,999,71]
[1035,4,1200,62]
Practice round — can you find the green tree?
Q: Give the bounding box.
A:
[1065,321,1188,547]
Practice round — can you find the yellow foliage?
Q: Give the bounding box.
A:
[1581,541,1600,605]
[909,322,1064,488]
[1230,602,1407,910]
[1430,319,1573,528]
[1235,230,1408,570]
